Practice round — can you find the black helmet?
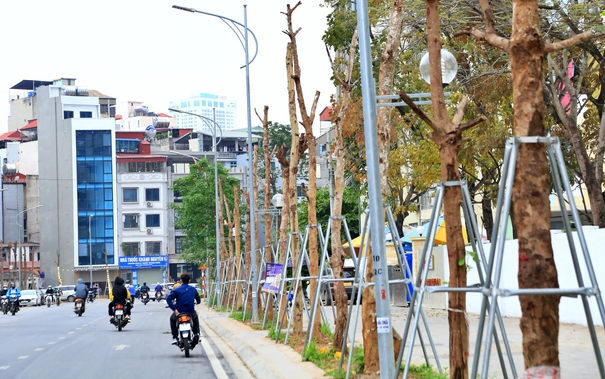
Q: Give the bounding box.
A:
[10,283,15,288]
[143,282,147,286]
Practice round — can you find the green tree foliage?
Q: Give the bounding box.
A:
[298,186,362,242]
[169,159,240,265]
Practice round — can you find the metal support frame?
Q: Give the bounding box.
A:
[472,136,605,379]
[399,180,515,379]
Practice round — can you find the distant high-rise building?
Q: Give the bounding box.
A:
[168,92,237,132]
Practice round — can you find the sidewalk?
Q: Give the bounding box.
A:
[199,305,329,379]
[198,303,605,379]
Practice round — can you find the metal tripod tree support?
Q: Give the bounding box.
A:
[472,136,605,379]
[398,179,517,379]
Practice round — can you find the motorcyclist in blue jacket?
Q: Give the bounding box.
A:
[74,278,89,311]
[6,283,21,311]
[166,274,201,346]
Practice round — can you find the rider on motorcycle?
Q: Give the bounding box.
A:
[73,278,89,311]
[6,283,21,312]
[154,282,163,300]
[109,276,131,323]
[45,286,55,302]
[166,273,201,346]
[140,282,150,301]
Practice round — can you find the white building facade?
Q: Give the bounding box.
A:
[168,92,237,132]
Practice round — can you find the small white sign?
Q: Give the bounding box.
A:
[376,317,390,333]
[252,291,257,298]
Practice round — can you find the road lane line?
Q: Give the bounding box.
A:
[47,342,55,345]
[201,336,229,379]
[18,356,28,359]
[34,348,43,351]
[0,366,8,370]
[58,337,65,339]
[68,331,75,334]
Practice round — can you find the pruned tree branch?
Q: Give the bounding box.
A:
[397,90,438,130]
[544,31,594,53]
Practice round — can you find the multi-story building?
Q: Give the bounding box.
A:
[168,92,237,132]
[2,78,261,290]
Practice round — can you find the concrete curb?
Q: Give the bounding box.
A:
[199,309,328,379]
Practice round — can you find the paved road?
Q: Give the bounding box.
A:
[0,298,252,378]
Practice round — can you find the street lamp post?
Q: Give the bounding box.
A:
[16,205,43,290]
[89,214,94,288]
[168,107,222,305]
[172,4,260,322]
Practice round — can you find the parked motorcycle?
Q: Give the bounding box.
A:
[8,295,19,316]
[141,292,150,305]
[45,294,54,307]
[1,296,8,314]
[175,313,198,357]
[74,298,85,316]
[111,302,129,331]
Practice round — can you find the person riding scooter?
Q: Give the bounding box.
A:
[45,286,55,303]
[74,278,89,312]
[166,274,201,346]
[109,276,131,323]
[154,282,163,300]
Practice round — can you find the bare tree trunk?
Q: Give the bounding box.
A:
[284,1,322,339]
[242,189,252,314]
[276,147,291,325]
[595,113,605,189]
[284,31,305,334]
[510,2,560,367]
[257,105,275,321]
[326,27,358,352]
[467,0,591,370]
[233,185,243,309]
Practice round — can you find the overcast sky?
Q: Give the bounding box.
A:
[0,0,335,134]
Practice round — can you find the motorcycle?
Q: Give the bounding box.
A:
[155,290,163,302]
[87,290,96,303]
[141,292,150,305]
[8,295,19,316]
[1,296,8,314]
[111,302,130,331]
[56,294,61,306]
[74,298,85,316]
[45,294,54,307]
[175,313,198,357]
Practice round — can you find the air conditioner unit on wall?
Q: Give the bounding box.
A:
[146,229,152,235]
[146,202,153,207]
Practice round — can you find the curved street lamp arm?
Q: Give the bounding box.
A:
[172,5,259,66]
[168,108,223,147]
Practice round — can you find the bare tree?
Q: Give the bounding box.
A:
[464,0,593,371]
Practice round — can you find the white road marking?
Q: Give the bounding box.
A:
[0,366,8,370]
[201,336,229,379]
[48,342,55,345]
[68,331,75,334]
[18,356,28,359]
[34,348,44,351]
[58,337,65,339]
[76,328,81,330]
[113,345,130,351]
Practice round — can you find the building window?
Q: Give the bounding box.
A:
[123,188,138,203]
[146,214,160,228]
[64,110,74,119]
[146,188,160,202]
[80,111,93,118]
[121,242,140,256]
[123,214,139,228]
[126,162,164,173]
[146,241,162,255]
[175,237,184,254]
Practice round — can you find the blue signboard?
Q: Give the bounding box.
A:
[118,255,168,269]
